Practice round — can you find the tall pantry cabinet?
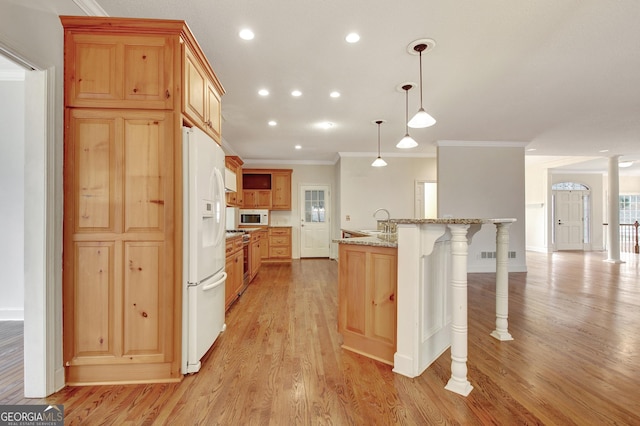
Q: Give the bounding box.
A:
[61,16,224,384]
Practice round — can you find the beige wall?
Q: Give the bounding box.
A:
[437,143,527,272]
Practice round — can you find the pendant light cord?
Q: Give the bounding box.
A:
[418,50,424,108]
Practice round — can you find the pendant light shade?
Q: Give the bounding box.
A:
[372,120,387,167]
[408,41,436,129]
[396,84,418,148]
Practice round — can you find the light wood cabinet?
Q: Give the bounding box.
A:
[242,169,292,210]
[64,32,175,110]
[225,236,244,310]
[258,229,269,260]
[267,227,292,261]
[61,16,224,384]
[338,243,397,365]
[249,231,262,281]
[183,46,223,142]
[225,156,243,207]
[271,171,292,210]
[243,190,272,209]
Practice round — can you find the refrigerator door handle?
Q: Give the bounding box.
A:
[203,272,227,291]
[213,166,226,248]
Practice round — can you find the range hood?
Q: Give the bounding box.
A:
[224,168,237,192]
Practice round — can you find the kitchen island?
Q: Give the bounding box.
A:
[335,218,516,397]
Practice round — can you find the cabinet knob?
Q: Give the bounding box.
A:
[389,293,395,302]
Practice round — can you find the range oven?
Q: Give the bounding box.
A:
[239,209,269,226]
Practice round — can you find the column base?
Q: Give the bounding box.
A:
[445,378,473,396]
[490,330,514,341]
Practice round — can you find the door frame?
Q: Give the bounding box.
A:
[0,42,62,397]
[552,188,591,251]
[299,184,331,258]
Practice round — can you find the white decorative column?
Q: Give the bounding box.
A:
[490,220,515,341]
[606,156,624,264]
[444,224,473,396]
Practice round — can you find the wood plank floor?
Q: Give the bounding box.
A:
[1,251,639,425]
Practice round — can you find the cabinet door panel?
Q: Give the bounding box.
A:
[369,253,397,345]
[73,39,121,101]
[184,52,206,123]
[342,249,367,335]
[73,117,116,231]
[123,242,166,358]
[124,118,166,232]
[124,41,173,107]
[74,242,116,357]
[206,81,222,141]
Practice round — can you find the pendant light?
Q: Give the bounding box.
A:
[396,84,418,148]
[408,40,436,128]
[372,120,387,167]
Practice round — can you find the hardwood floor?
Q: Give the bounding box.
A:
[2,251,639,425]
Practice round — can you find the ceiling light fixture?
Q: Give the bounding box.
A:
[345,33,360,43]
[407,39,436,128]
[396,84,418,149]
[330,91,341,98]
[372,120,388,167]
[619,160,634,168]
[258,89,269,96]
[268,120,277,126]
[239,29,255,40]
[291,90,302,97]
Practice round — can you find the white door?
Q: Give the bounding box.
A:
[300,185,330,258]
[554,190,584,250]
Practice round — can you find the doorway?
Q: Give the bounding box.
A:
[552,182,591,251]
[0,48,59,397]
[415,180,437,219]
[300,185,330,258]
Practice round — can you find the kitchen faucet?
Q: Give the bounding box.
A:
[373,208,391,233]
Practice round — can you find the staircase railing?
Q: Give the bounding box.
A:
[603,221,639,253]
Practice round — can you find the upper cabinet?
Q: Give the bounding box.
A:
[242,169,292,210]
[183,46,223,142]
[62,16,225,140]
[64,32,176,110]
[225,156,244,207]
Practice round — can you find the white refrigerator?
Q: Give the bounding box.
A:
[182,126,227,374]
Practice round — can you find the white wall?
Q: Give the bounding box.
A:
[437,143,527,273]
[242,162,336,259]
[0,0,76,396]
[0,79,25,320]
[524,162,549,252]
[338,155,437,230]
[620,175,640,194]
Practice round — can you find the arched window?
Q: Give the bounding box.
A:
[551,182,589,191]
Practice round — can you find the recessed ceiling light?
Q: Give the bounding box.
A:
[345,33,360,43]
[295,145,302,150]
[318,121,334,129]
[239,29,255,40]
[619,161,634,168]
[291,90,302,97]
[330,91,341,98]
[526,148,536,152]
[599,149,609,153]
[258,89,269,96]
[268,120,277,126]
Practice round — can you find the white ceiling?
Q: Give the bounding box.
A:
[6,1,640,174]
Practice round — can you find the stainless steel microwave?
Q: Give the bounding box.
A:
[239,209,269,226]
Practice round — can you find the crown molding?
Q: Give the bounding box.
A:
[72,0,108,16]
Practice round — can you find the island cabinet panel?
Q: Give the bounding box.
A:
[64,33,175,110]
[338,244,397,365]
